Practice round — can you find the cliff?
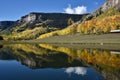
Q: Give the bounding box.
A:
[81,0,120,22]
[17,12,88,28]
[93,0,120,16]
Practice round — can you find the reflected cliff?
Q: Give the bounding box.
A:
[0,44,120,80]
[0,44,87,68]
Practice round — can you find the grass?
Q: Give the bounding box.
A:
[1,33,120,44]
[35,33,120,44]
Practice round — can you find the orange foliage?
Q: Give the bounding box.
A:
[78,15,120,34]
[78,49,120,68]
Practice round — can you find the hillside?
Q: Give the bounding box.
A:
[0,13,87,40]
[0,21,15,31]
[38,12,120,39]
[38,0,120,40]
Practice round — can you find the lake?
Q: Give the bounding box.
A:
[0,44,119,80]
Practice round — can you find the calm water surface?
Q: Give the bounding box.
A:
[0,44,119,80]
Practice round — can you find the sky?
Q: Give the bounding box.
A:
[0,0,105,21]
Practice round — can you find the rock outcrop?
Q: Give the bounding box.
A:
[81,0,120,22]
[93,0,120,17]
[19,13,37,23]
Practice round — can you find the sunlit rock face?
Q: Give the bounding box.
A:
[81,0,120,22]
[21,14,37,23]
[93,0,120,17]
[101,0,120,12]
[19,13,45,23]
[18,13,40,23]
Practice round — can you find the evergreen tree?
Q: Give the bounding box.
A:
[0,36,3,40]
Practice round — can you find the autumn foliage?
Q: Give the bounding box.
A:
[40,44,120,69]
[77,15,120,34]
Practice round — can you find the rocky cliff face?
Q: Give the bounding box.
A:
[19,13,37,23]
[0,21,15,31]
[17,12,88,28]
[93,0,120,16]
[101,0,120,12]
[81,0,120,22]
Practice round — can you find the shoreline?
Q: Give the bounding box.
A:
[0,33,120,45]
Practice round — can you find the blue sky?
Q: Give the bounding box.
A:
[0,0,105,21]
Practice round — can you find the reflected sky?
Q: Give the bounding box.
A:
[0,60,104,80]
[0,44,120,80]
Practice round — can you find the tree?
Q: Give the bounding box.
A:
[67,18,74,26]
[0,36,3,40]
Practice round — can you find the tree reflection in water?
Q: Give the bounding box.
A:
[0,44,119,80]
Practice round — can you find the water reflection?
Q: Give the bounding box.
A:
[0,44,119,80]
[0,44,87,68]
[40,44,120,69]
[40,44,120,80]
[65,67,87,76]
[0,45,3,48]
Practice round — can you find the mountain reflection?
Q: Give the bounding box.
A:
[0,45,3,48]
[65,67,87,76]
[0,44,120,80]
[0,44,87,68]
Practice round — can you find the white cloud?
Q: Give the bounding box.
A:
[74,6,87,14]
[64,4,74,14]
[64,4,87,14]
